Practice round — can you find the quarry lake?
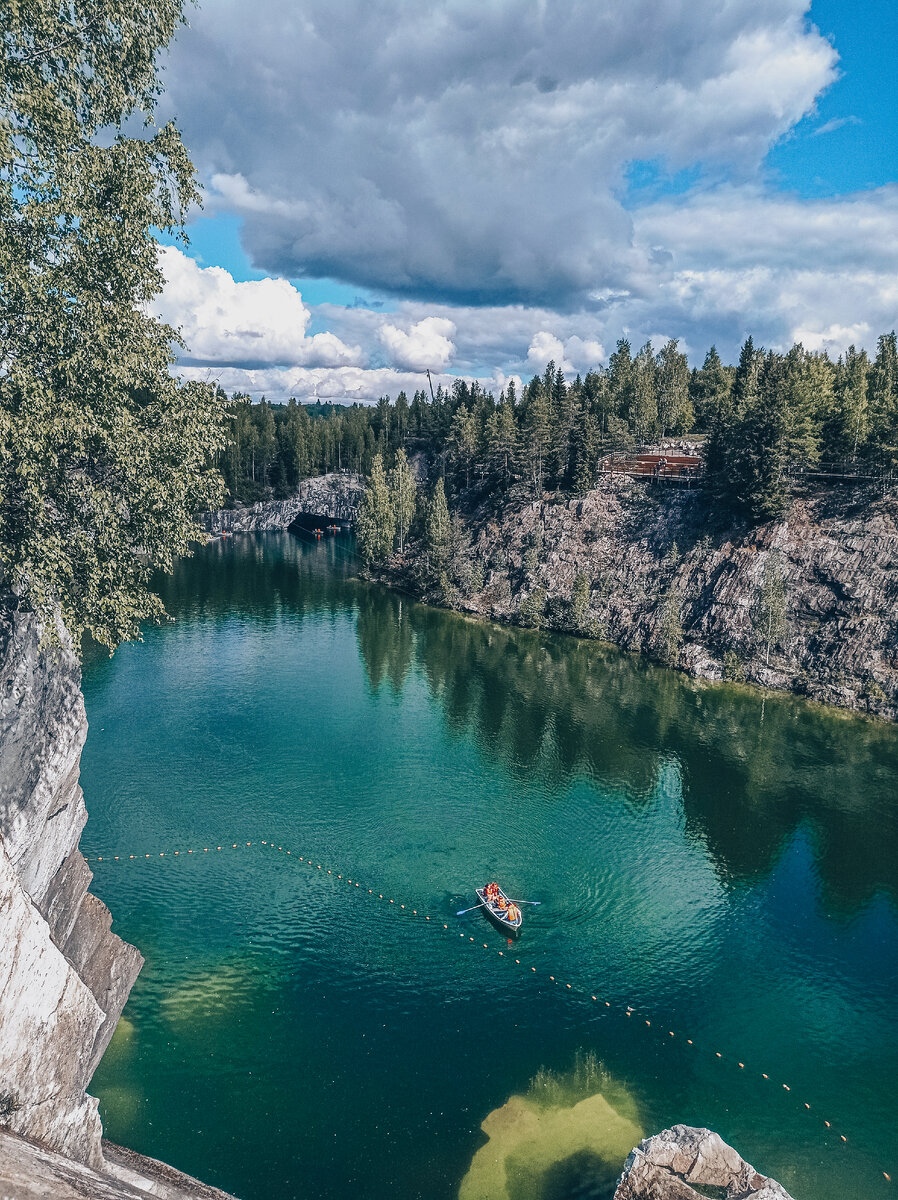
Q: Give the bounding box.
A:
[80,533,898,1200]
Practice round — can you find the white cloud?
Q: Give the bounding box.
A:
[527,332,568,373]
[155,246,364,368]
[812,115,861,137]
[378,317,456,371]
[160,0,838,307]
[177,364,466,406]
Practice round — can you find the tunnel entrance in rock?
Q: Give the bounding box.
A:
[288,512,353,535]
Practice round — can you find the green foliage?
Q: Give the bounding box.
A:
[424,477,451,568]
[1,0,227,648]
[722,650,746,682]
[689,346,733,431]
[753,550,788,665]
[519,586,546,628]
[389,448,416,553]
[869,332,898,464]
[657,582,683,666]
[356,455,396,565]
[656,339,692,435]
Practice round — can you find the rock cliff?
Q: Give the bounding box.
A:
[0,591,237,1197]
[202,471,364,534]
[380,477,898,721]
[614,1125,794,1199]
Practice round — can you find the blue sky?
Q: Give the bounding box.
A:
[153,0,898,402]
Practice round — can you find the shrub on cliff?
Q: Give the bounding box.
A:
[1,0,227,648]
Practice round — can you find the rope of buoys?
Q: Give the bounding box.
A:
[86,838,887,1184]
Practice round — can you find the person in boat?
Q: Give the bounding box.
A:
[496,896,508,911]
[505,903,521,923]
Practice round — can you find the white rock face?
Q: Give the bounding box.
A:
[0,839,105,1166]
[615,1125,795,1199]
[203,471,364,534]
[0,595,142,1168]
[0,1129,239,1199]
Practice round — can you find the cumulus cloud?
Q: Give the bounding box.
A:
[160,0,838,307]
[176,364,464,406]
[155,246,363,368]
[526,331,604,376]
[165,179,898,402]
[378,317,456,371]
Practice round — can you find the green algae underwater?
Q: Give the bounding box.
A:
[80,533,898,1200]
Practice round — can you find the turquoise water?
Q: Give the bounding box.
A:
[81,533,898,1200]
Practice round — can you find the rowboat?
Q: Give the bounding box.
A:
[476,884,523,935]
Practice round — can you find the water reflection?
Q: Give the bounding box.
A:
[152,532,898,913]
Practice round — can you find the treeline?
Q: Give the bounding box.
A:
[218,332,898,522]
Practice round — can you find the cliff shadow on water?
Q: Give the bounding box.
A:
[354,568,898,919]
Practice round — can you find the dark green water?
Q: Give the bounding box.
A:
[81,533,898,1200]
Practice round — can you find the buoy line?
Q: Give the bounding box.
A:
[85,838,891,1186]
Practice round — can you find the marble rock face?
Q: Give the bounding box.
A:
[203,471,365,533]
[0,595,143,1169]
[614,1125,795,1200]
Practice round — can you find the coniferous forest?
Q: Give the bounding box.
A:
[219,332,898,535]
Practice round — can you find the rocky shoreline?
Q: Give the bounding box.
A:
[373,475,898,722]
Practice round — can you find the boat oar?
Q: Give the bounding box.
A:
[456,901,486,916]
[508,899,541,905]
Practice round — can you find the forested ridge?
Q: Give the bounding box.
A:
[220,333,898,537]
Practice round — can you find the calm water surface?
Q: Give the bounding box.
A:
[81,534,898,1200]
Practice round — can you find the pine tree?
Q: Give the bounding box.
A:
[447,406,478,491]
[631,342,659,443]
[829,346,870,459]
[739,353,789,522]
[868,331,898,463]
[656,339,692,436]
[570,404,600,495]
[389,449,416,554]
[356,454,396,565]
[657,582,683,666]
[781,344,831,466]
[689,346,732,431]
[425,478,451,569]
[522,378,551,496]
[754,550,788,665]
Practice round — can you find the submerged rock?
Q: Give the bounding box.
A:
[614,1125,795,1200]
[459,1058,643,1200]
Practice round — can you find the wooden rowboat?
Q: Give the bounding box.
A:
[476,885,523,935]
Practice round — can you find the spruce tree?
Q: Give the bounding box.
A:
[522,378,551,495]
[631,342,659,443]
[689,346,732,431]
[829,346,870,459]
[868,331,898,463]
[739,353,789,522]
[425,477,451,569]
[356,454,396,565]
[754,550,788,665]
[656,339,692,436]
[389,449,416,554]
